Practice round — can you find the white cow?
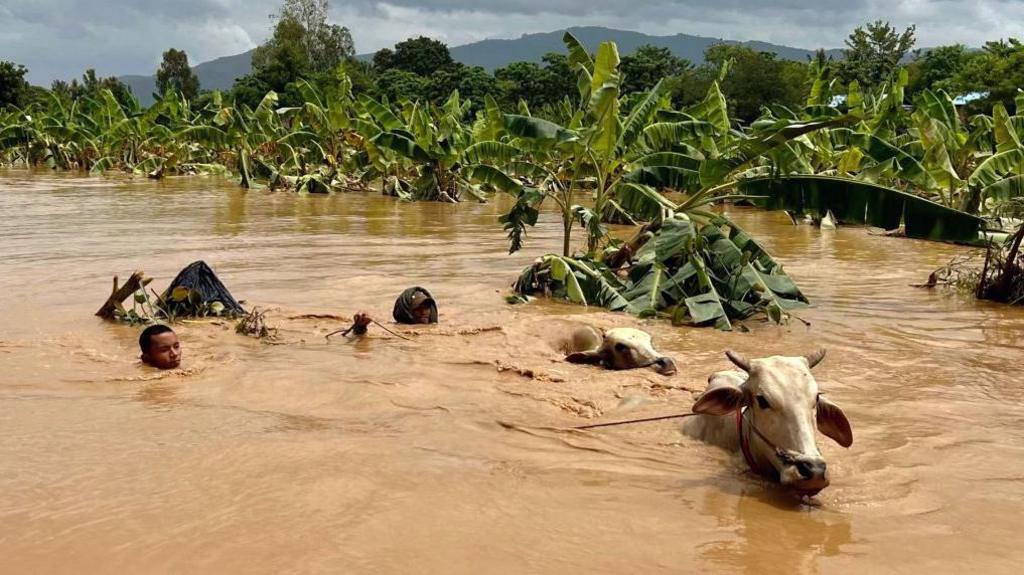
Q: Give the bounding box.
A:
[683,349,852,494]
[564,326,678,376]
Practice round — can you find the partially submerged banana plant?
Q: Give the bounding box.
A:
[514,212,807,330]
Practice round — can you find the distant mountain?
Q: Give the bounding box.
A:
[121,26,842,105]
[121,50,254,105]
[442,26,843,71]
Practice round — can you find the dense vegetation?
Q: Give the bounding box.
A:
[1,2,1023,321]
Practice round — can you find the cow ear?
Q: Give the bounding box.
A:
[692,373,747,415]
[566,350,604,365]
[817,395,853,448]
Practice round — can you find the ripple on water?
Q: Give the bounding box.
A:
[2,170,1024,573]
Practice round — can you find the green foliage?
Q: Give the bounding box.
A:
[0,61,31,110]
[620,45,691,94]
[906,45,968,95]
[2,31,1012,255]
[11,27,1024,324]
[51,69,136,110]
[237,0,353,108]
[839,20,917,87]
[258,0,354,75]
[742,55,804,120]
[669,44,807,122]
[156,49,200,100]
[375,36,455,77]
[946,39,1024,110]
[741,175,985,243]
[494,59,575,111]
[373,69,428,103]
[424,65,502,110]
[514,213,808,330]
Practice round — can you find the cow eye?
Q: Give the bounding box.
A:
[756,395,770,410]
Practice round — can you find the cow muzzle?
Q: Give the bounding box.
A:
[651,356,677,376]
[779,455,829,495]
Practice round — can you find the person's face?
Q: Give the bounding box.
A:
[413,304,433,324]
[143,332,182,369]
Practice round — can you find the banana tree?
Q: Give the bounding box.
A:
[507,36,856,328]
[365,91,524,202]
[746,68,1015,240]
[501,33,686,256]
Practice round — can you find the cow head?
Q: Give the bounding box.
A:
[566,327,677,376]
[692,349,852,494]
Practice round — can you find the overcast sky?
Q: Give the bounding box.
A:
[3,0,1024,85]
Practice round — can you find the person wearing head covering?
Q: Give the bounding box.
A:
[327,288,438,340]
[392,287,438,324]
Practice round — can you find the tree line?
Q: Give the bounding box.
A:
[1,0,1023,122]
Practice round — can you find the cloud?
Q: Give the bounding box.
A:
[1,0,274,83]
[2,0,1023,84]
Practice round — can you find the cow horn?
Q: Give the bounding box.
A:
[725,350,751,372]
[804,348,827,368]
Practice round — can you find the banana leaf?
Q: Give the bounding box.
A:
[684,81,730,135]
[635,151,703,172]
[684,291,732,329]
[516,255,632,311]
[514,213,807,330]
[500,187,543,254]
[968,149,1024,189]
[588,80,621,160]
[590,42,621,104]
[463,141,520,165]
[563,31,595,73]
[621,263,667,315]
[358,95,403,131]
[739,175,985,243]
[464,164,522,194]
[504,114,578,144]
[993,103,1021,154]
[982,174,1024,202]
[700,115,856,187]
[636,217,695,264]
[618,80,667,151]
[642,121,716,150]
[688,254,732,330]
[372,131,432,163]
[844,130,939,191]
[603,181,676,223]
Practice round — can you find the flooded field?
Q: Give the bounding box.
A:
[1,169,1022,573]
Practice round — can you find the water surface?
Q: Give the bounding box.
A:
[1,169,1022,573]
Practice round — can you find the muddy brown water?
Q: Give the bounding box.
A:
[1,169,1022,574]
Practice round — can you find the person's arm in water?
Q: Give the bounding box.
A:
[351,312,372,336]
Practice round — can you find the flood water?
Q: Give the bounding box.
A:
[1,169,1022,574]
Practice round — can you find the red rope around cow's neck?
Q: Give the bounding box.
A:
[737,408,763,475]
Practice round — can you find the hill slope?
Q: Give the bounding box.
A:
[122,50,254,105]
[121,27,840,105]
[446,26,841,70]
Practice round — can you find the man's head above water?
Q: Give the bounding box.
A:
[139,324,181,369]
[393,287,437,325]
[408,291,434,324]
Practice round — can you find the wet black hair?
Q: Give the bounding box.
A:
[139,324,175,353]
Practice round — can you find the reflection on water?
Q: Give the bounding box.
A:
[698,487,855,574]
[1,169,1023,574]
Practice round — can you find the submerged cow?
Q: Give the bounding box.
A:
[683,349,853,495]
[564,326,677,376]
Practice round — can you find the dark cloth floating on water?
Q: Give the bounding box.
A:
[160,261,246,317]
[392,286,437,324]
